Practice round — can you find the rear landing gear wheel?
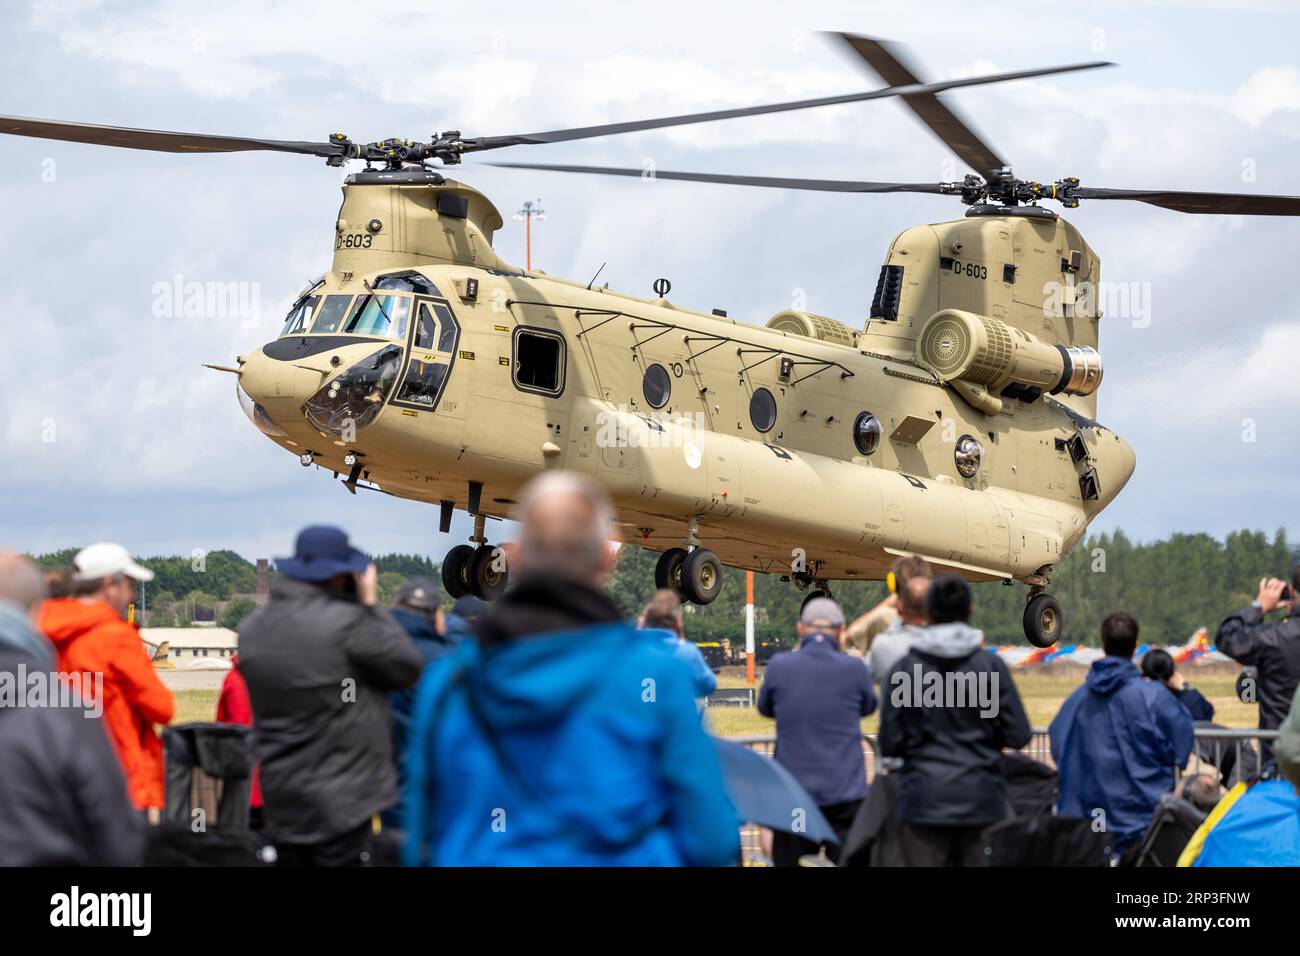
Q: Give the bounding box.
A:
[655,548,687,592]
[1024,593,1062,648]
[441,544,475,600]
[468,543,509,601]
[682,548,723,605]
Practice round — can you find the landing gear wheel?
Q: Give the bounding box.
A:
[441,544,475,600]
[1023,593,1062,648]
[682,548,723,605]
[468,543,509,601]
[655,548,688,592]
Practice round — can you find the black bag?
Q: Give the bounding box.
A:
[982,814,1115,866]
[1000,752,1058,819]
[1123,794,1204,867]
[163,723,254,830]
[144,824,272,867]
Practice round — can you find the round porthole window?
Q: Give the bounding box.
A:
[643,363,671,409]
[853,412,883,456]
[955,434,984,478]
[749,387,777,433]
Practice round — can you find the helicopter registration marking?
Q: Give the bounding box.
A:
[943,257,988,280]
[335,233,373,250]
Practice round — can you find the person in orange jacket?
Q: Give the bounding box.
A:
[40,543,175,814]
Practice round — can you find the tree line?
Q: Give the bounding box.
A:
[31,529,1294,645]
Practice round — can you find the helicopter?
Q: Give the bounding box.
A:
[5,33,1299,647]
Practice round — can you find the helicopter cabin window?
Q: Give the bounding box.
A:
[280,295,319,336]
[749,387,777,433]
[309,294,355,334]
[411,301,460,353]
[395,357,449,409]
[343,294,409,339]
[513,328,565,396]
[643,363,671,409]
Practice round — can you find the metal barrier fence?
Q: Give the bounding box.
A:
[726,726,1280,865]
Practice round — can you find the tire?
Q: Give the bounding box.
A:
[655,547,688,592]
[1023,593,1063,648]
[682,548,723,605]
[468,543,509,601]
[441,544,475,600]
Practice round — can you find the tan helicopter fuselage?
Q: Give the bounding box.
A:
[236,173,1135,586]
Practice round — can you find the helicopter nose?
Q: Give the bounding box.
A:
[236,348,326,431]
[1094,429,1137,505]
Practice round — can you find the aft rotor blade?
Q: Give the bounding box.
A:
[1070,186,1300,216]
[835,33,1046,180]
[485,160,946,194]
[0,114,339,157]
[462,59,1113,153]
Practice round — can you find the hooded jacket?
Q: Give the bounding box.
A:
[403,574,739,866]
[237,577,422,844]
[758,632,877,806]
[40,597,175,809]
[0,602,144,865]
[878,622,1032,827]
[1050,655,1195,849]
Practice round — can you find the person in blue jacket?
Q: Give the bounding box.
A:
[1050,612,1195,852]
[637,588,717,701]
[402,472,739,867]
[1141,648,1215,721]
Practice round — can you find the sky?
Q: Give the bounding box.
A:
[1,0,1298,564]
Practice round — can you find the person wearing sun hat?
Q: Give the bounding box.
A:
[238,525,422,865]
[39,542,176,814]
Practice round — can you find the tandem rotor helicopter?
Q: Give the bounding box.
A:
[6,33,1298,646]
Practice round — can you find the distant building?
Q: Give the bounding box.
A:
[141,627,238,664]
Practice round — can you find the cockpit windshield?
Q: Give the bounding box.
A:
[279,295,319,336]
[343,294,409,339]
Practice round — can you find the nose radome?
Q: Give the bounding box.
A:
[1095,430,1136,505]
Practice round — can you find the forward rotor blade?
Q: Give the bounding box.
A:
[1070,186,1300,216]
[834,33,1041,180]
[462,59,1113,153]
[485,160,945,194]
[0,114,339,156]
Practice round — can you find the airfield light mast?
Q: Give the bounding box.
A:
[513,199,545,271]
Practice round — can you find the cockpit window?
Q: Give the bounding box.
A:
[280,295,319,336]
[309,295,355,334]
[344,294,409,339]
[374,271,440,296]
[411,301,460,352]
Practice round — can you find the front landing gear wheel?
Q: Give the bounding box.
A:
[1023,593,1063,648]
[441,544,475,600]
[682,548,723,605]
[468,544,509,601]
[655,548,688,592]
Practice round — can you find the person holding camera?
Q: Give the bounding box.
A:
[1215,570,1300,760]
[239,526,422,865]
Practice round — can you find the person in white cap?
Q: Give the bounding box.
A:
[40,542,175,814]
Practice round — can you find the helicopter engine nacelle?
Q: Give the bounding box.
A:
[916,308,1102,415]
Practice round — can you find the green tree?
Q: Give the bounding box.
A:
[219,597,258,631]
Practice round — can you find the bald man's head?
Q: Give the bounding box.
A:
[0,552,48,623]
[899,575,931,626]
[515,471,616,585]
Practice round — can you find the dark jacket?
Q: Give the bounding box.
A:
[758,632,877,806]
[878,622,1031,827]
[387,607,455,824]
[1050,656,1194,850]
[403,574,738,866]
[0,603,143,865]
[1173,685,1215,722]
[238,577,422,844]
[1215,604,1300,732]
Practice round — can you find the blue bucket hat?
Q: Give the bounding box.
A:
[275,525,370,582]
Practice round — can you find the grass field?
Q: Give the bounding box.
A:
[171,664,1254,738]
